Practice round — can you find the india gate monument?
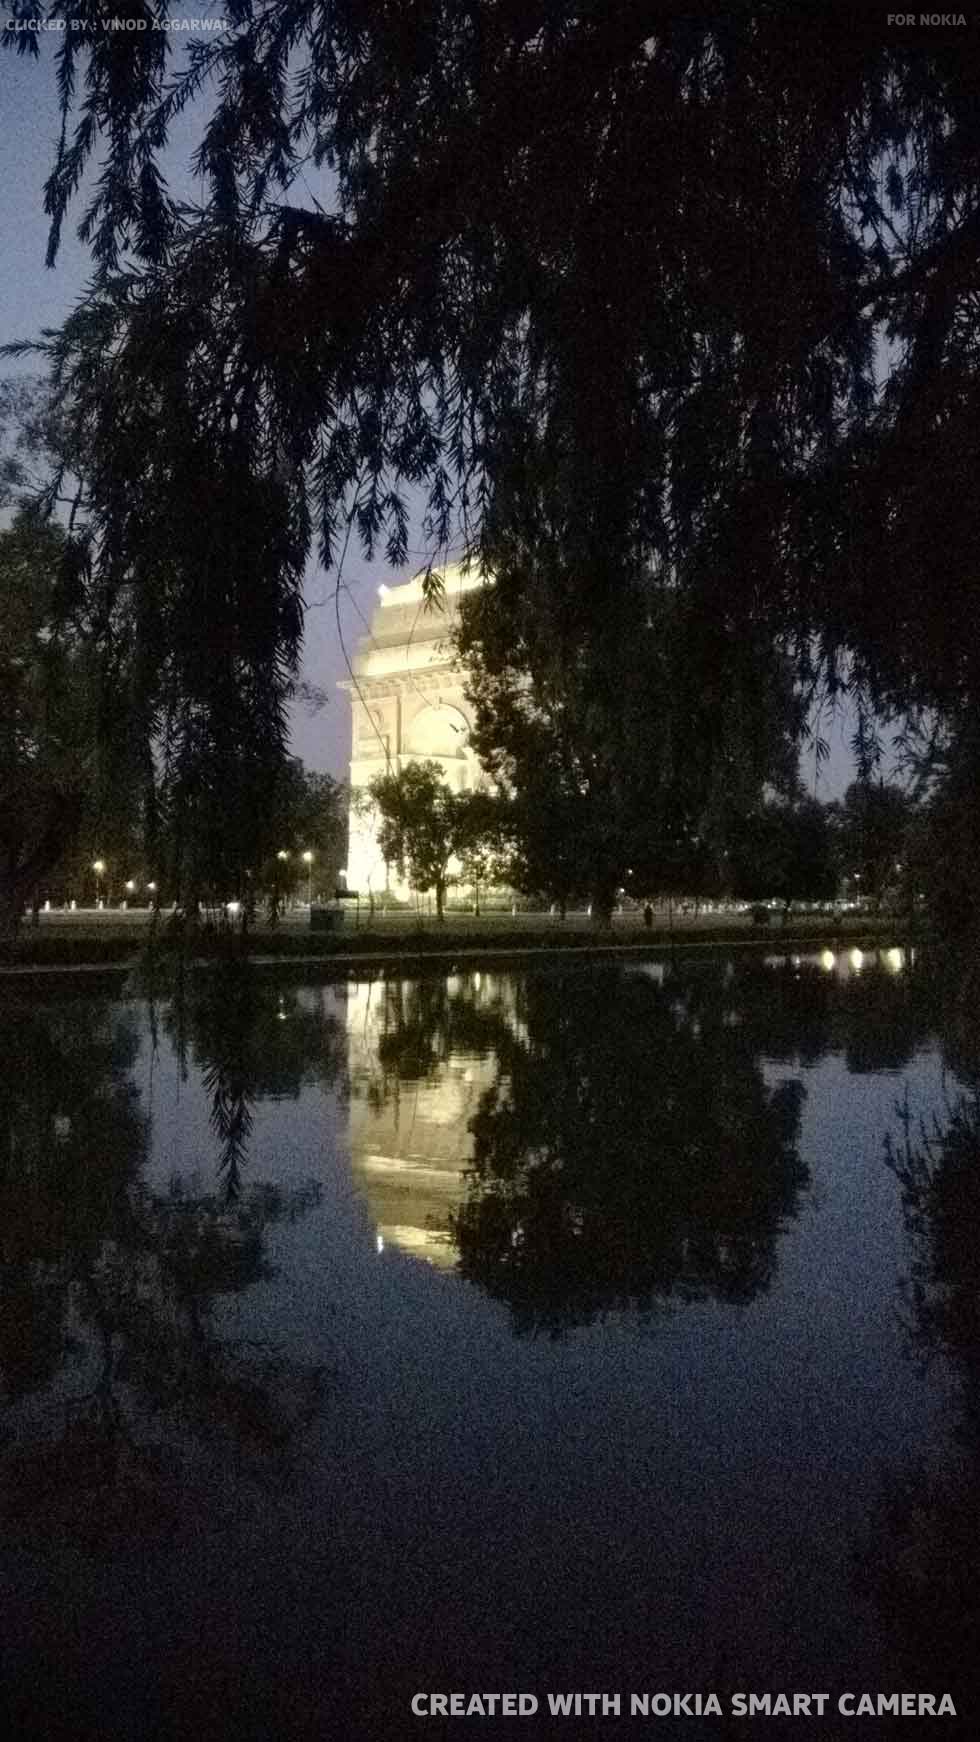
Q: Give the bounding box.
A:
[342,562,488,897]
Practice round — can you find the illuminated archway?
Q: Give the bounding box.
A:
[403,701,470,760]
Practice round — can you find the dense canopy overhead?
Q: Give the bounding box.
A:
[6,3,980,857]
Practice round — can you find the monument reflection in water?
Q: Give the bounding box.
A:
[346,971,523,1268]
[4,945,980,1735]
[345,949,925,1333]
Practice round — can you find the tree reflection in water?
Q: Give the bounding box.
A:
[350,955,930,1329]
[363,973,517,1105]
[725,950,930,1075]
[863,1087,980,1709]
[0,977,332,1549]
[159,957,348,1200]
[449,966,810,1334]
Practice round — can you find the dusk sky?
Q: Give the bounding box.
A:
[1,19,862,794]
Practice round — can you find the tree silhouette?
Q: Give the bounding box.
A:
[9,9,980,920]
[858,1089,980,1714]
[348,955,932,1316]
[0,986,329,1548]
[451,966,810,1333]
[161,957,348,1197]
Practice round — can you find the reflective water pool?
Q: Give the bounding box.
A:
[2,949,977,1738]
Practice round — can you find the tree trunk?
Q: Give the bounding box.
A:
[0,876,22,945]
[435,878,445,922]
[0,796,84,946]
[590,888,615,928]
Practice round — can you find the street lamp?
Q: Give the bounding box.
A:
[92,859,106,908]
[302,849,314,906]
[275,848,290,913]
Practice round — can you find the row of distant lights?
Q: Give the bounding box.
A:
[92,860,156,896]
[819,947,906,974]
[227,849,317,916]
[88,861,910,979]
[93,850,315,916]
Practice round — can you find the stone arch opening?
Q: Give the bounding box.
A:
[403,701,470,760]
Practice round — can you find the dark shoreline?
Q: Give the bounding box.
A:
[0,914,912,980]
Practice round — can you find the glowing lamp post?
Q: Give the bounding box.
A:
[276,848,290,913]
[302,850,314,906]
[92,859,106,908]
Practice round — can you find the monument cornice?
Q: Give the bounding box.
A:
[345,665,463,699]
[398,667,466,695]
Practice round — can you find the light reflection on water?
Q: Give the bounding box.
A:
[1,946,977,1735]
[345,947,921,1275]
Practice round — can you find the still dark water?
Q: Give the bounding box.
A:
[2,948,978,1740]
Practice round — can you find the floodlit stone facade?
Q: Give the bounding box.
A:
[341,562,489,897]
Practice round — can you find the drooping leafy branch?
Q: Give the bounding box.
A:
[7,4,980,906]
